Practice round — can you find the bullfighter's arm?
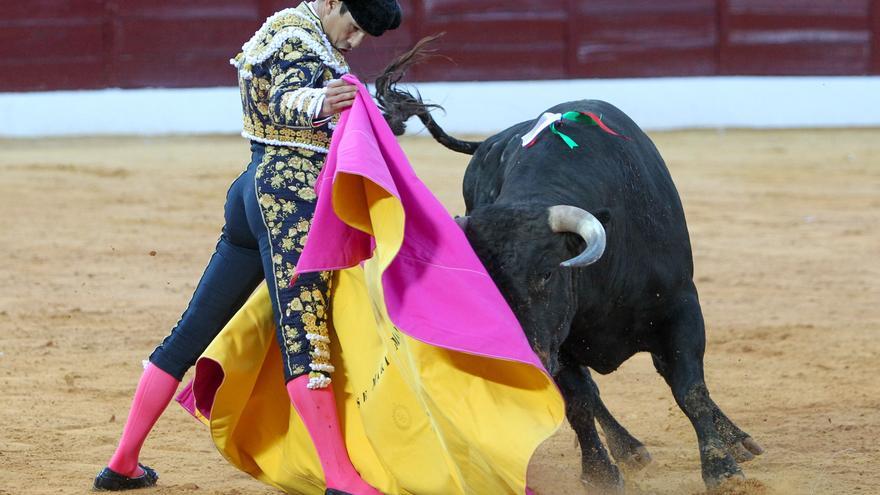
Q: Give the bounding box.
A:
[267,37,328,129]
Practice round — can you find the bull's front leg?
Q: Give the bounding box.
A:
[556,356,624,493]
[653,290,763,488]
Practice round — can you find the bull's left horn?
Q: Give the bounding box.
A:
[547,205,606,268]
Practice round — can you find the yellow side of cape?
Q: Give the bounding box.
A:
[193,174,564,494]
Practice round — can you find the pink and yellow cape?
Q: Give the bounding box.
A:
[177,75,564,495]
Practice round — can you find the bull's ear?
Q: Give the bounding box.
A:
[454,215,470,231]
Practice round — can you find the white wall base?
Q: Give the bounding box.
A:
[1,77,878,138]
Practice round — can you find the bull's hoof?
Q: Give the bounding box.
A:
[739,437,764,462]
[713,415,763,464]
[701,444,744,489]
[724,436,764,463]
[621,445,652,471]
[602,424,653,472]
[607,437,652,472]
[581,463,625,494]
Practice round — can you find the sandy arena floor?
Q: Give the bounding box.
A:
[0,129,878,495]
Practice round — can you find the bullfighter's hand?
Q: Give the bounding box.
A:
[319,79,357,118]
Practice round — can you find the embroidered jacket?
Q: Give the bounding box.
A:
[231,3,350,153]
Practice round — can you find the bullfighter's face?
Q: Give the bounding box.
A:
[463,205,582,376]
[317,0,368,53]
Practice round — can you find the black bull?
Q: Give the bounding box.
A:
[375,50,763,491]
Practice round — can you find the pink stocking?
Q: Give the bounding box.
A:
[107,363,180,477]
[286,376,380,495]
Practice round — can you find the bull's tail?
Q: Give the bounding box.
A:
[374,34,483,156]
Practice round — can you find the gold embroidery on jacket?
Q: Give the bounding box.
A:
[234,3,348,151]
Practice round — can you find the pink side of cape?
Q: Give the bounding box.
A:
[296,75,543,370]
[176,382,197,418]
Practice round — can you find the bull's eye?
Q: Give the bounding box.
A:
[540,271,554,284]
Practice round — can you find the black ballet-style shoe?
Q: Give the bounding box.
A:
[93,464,158,491]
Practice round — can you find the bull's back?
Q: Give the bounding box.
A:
[462,120,533,213]
[465,100,691,259]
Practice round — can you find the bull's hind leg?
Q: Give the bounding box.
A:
[583,367,653,471]
[556,357,624,493]
[652,290,762,488]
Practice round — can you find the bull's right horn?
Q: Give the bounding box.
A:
[547,205,607,268]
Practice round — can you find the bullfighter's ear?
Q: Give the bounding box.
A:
[454,215,469,231]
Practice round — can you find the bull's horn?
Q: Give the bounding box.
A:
[547,205,606,268]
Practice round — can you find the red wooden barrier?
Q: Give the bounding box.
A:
[347,0,416,80]
[1,0,878,92]
[108,0,261,88]
[570,1,719,78]
[406,0,569,81]
[872,0,880,73]
[719,0,873,75]
[0,0,107,91]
